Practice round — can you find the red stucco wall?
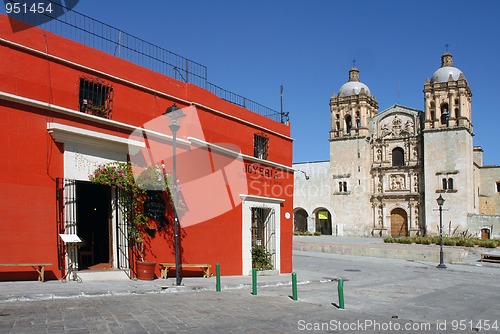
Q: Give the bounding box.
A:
[0,15,293,280]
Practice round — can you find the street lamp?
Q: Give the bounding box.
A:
[163,103,185,286]
[436,195,447,269]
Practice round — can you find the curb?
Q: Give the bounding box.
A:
[0,279,331,303]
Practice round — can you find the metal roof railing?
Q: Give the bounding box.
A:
[5,0,288,123]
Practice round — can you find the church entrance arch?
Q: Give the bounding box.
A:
[314,208,332,235]
[293,208,308,232]
[390,208,408,237]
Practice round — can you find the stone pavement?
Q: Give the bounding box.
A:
[0,288,443,334]
[0,237,499,333]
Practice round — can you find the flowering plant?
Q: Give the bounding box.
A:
[89,162,188,261]
[89,162,135,190]
[134,165,172,191]
[89,162,148,247]
[134,164,188,217]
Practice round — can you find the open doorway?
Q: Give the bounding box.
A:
[315,209,332,235]
[293,208,308,232]
[76,181,111,270]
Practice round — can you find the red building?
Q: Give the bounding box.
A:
[0,12,293,281]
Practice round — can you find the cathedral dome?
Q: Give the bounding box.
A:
[339,81,371,96]
[338,67,372,96]
[431,67,464,83]
[430,52,466,83]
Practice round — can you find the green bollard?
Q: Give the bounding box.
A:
[216,263,221,292]
[252,268,257,295]
[338,278,345,309]
[292,272,298,301]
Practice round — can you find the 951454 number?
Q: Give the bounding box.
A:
[5,2,53,14]
[451,319,498,331]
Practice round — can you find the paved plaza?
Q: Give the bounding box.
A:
[0,238,499,333]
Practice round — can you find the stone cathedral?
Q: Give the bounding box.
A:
[293,52,500,238]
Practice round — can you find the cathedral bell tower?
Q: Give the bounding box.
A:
[329,66,378,236]
[423,52,472,132]
[422,51,475,234]
[330,67,378,139]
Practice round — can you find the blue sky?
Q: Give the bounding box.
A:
[4,0,500,165]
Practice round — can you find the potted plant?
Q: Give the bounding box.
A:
[89,162,173,280]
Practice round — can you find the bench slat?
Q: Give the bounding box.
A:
[158,263,211,279]
[0,263,51,282]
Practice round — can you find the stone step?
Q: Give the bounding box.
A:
[77,269,130,281]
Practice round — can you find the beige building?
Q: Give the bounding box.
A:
[294,52,500,238]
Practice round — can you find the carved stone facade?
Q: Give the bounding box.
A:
[369,105,423,237]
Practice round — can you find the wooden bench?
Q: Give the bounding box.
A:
[159,263,211,279]
[0,263,52,282]
[480,251,500,263]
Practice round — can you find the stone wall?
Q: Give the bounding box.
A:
[293,161,333,233]
[478,165,500,215]
[467,214,500,238]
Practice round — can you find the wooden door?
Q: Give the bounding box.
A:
[391,208,408,237]
[481,228,490,240]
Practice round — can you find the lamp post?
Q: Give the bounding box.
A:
[436,195,447,269]
[163,103,185,286]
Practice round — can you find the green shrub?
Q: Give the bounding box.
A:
[414,237,424,244]
[409,237,418,244]
[294,231,321,236]
[383,236,500,248]
[252,245,273,270]
[400,237,412,244]
[443,238,456,246]
[464,239,476,248]
[421,238,431,245]
[479,240,497,248]
[430,236,440,245]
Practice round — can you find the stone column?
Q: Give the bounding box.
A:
[448,91,454,127]
[408,202,413,230]
[434,96,440,128]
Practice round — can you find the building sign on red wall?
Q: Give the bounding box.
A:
[244,163,280,179]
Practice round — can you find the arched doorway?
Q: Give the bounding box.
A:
[293,209,308,232]
[390,208,408,237]
[315,209,332,235]
[481,228,491,240]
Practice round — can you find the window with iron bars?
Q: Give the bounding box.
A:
[79,77,113,118]
[253,133,269,160]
